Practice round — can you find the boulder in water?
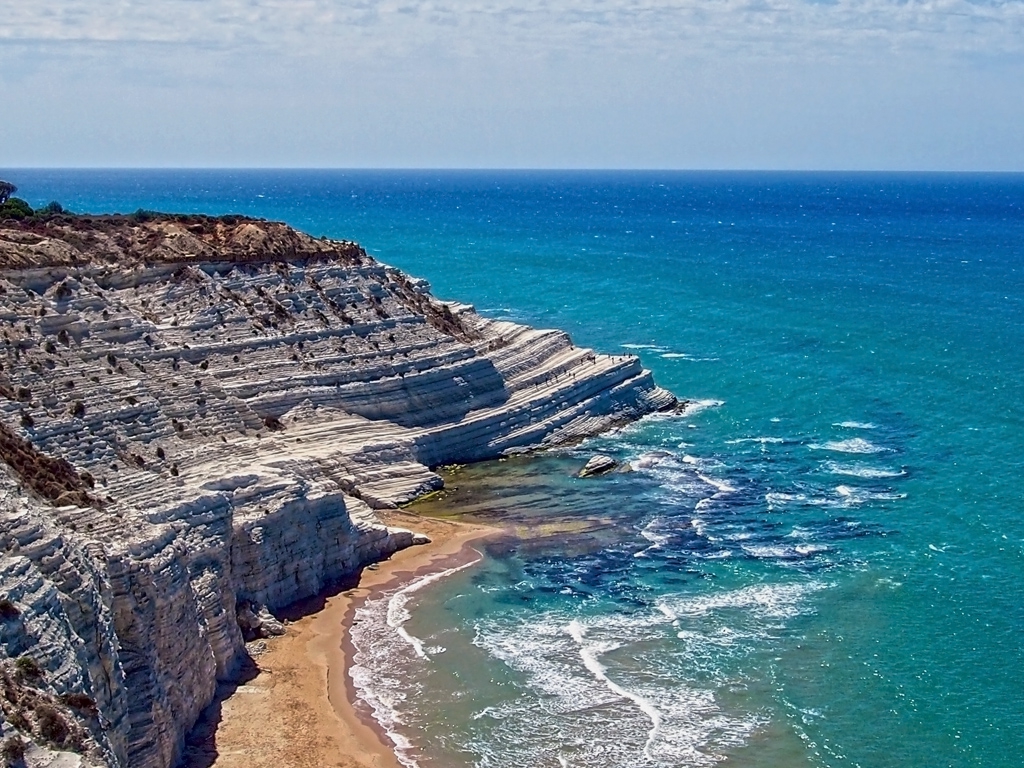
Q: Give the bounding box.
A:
[578,454,618,477]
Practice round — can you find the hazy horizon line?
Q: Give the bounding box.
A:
[4,167,1024,175]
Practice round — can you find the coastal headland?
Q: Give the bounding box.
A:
[0,211,675,767]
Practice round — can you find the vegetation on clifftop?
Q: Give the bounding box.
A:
[0,179,67,221]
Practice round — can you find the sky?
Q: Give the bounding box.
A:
[1,0,1023,170]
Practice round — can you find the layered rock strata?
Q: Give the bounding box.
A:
[0,214,676,768]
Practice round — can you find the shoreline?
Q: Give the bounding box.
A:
[183,510,500,768]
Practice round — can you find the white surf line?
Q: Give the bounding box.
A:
[567,620,663,762]
[696,472,736,494]
[387,556,482,659]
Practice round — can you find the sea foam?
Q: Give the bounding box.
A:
[473,606,766,766]
[387,558,482,659]
[350,557,482,768]
[824,461,906,478]
[809,438,890,454]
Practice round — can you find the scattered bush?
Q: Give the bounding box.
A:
[80,471,95,489]
[0,597,19,619]
[6,711,29,733]
[39,201,64,215]
[170,464,179,477]
[69,401,85,418]
[263,416,284,431]
[19,412,33,429]
[59,692,97,715]
[155,446,165,460]
[15,387,31,402]
[0,422,102,509]
[35,704,68,744]
[1,735,26,766]
[14,656,42,681]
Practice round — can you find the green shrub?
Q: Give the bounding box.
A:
[14,656,42,680]
[0,198,33,220]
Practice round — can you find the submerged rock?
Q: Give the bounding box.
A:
[578,455,619,477]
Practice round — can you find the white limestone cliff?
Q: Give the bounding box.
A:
[0,214,676,768]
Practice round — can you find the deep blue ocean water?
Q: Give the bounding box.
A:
[7,169,1024,767]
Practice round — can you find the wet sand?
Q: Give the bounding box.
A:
[183,510,498,768]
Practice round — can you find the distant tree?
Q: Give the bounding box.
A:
[0,180,15,205]
[40,201,64,215]
[0,198,33,220]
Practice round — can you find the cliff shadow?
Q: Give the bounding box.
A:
[179,654,260,768]
[178,572,363,768]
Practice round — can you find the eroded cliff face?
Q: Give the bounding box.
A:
[0,214,675,768]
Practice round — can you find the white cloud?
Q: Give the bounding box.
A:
[2,0,1023,58]
[2,0,1022,168]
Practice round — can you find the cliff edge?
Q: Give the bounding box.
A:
[0,213,676,768]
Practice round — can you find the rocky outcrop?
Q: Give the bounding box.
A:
[0,214,676,768]
[577,455,619,477]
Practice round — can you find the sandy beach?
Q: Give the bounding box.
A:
[183,510,498,768]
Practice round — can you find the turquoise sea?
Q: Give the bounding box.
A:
[8,170,1024,767]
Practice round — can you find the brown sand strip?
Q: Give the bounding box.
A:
[183,511,499,768]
